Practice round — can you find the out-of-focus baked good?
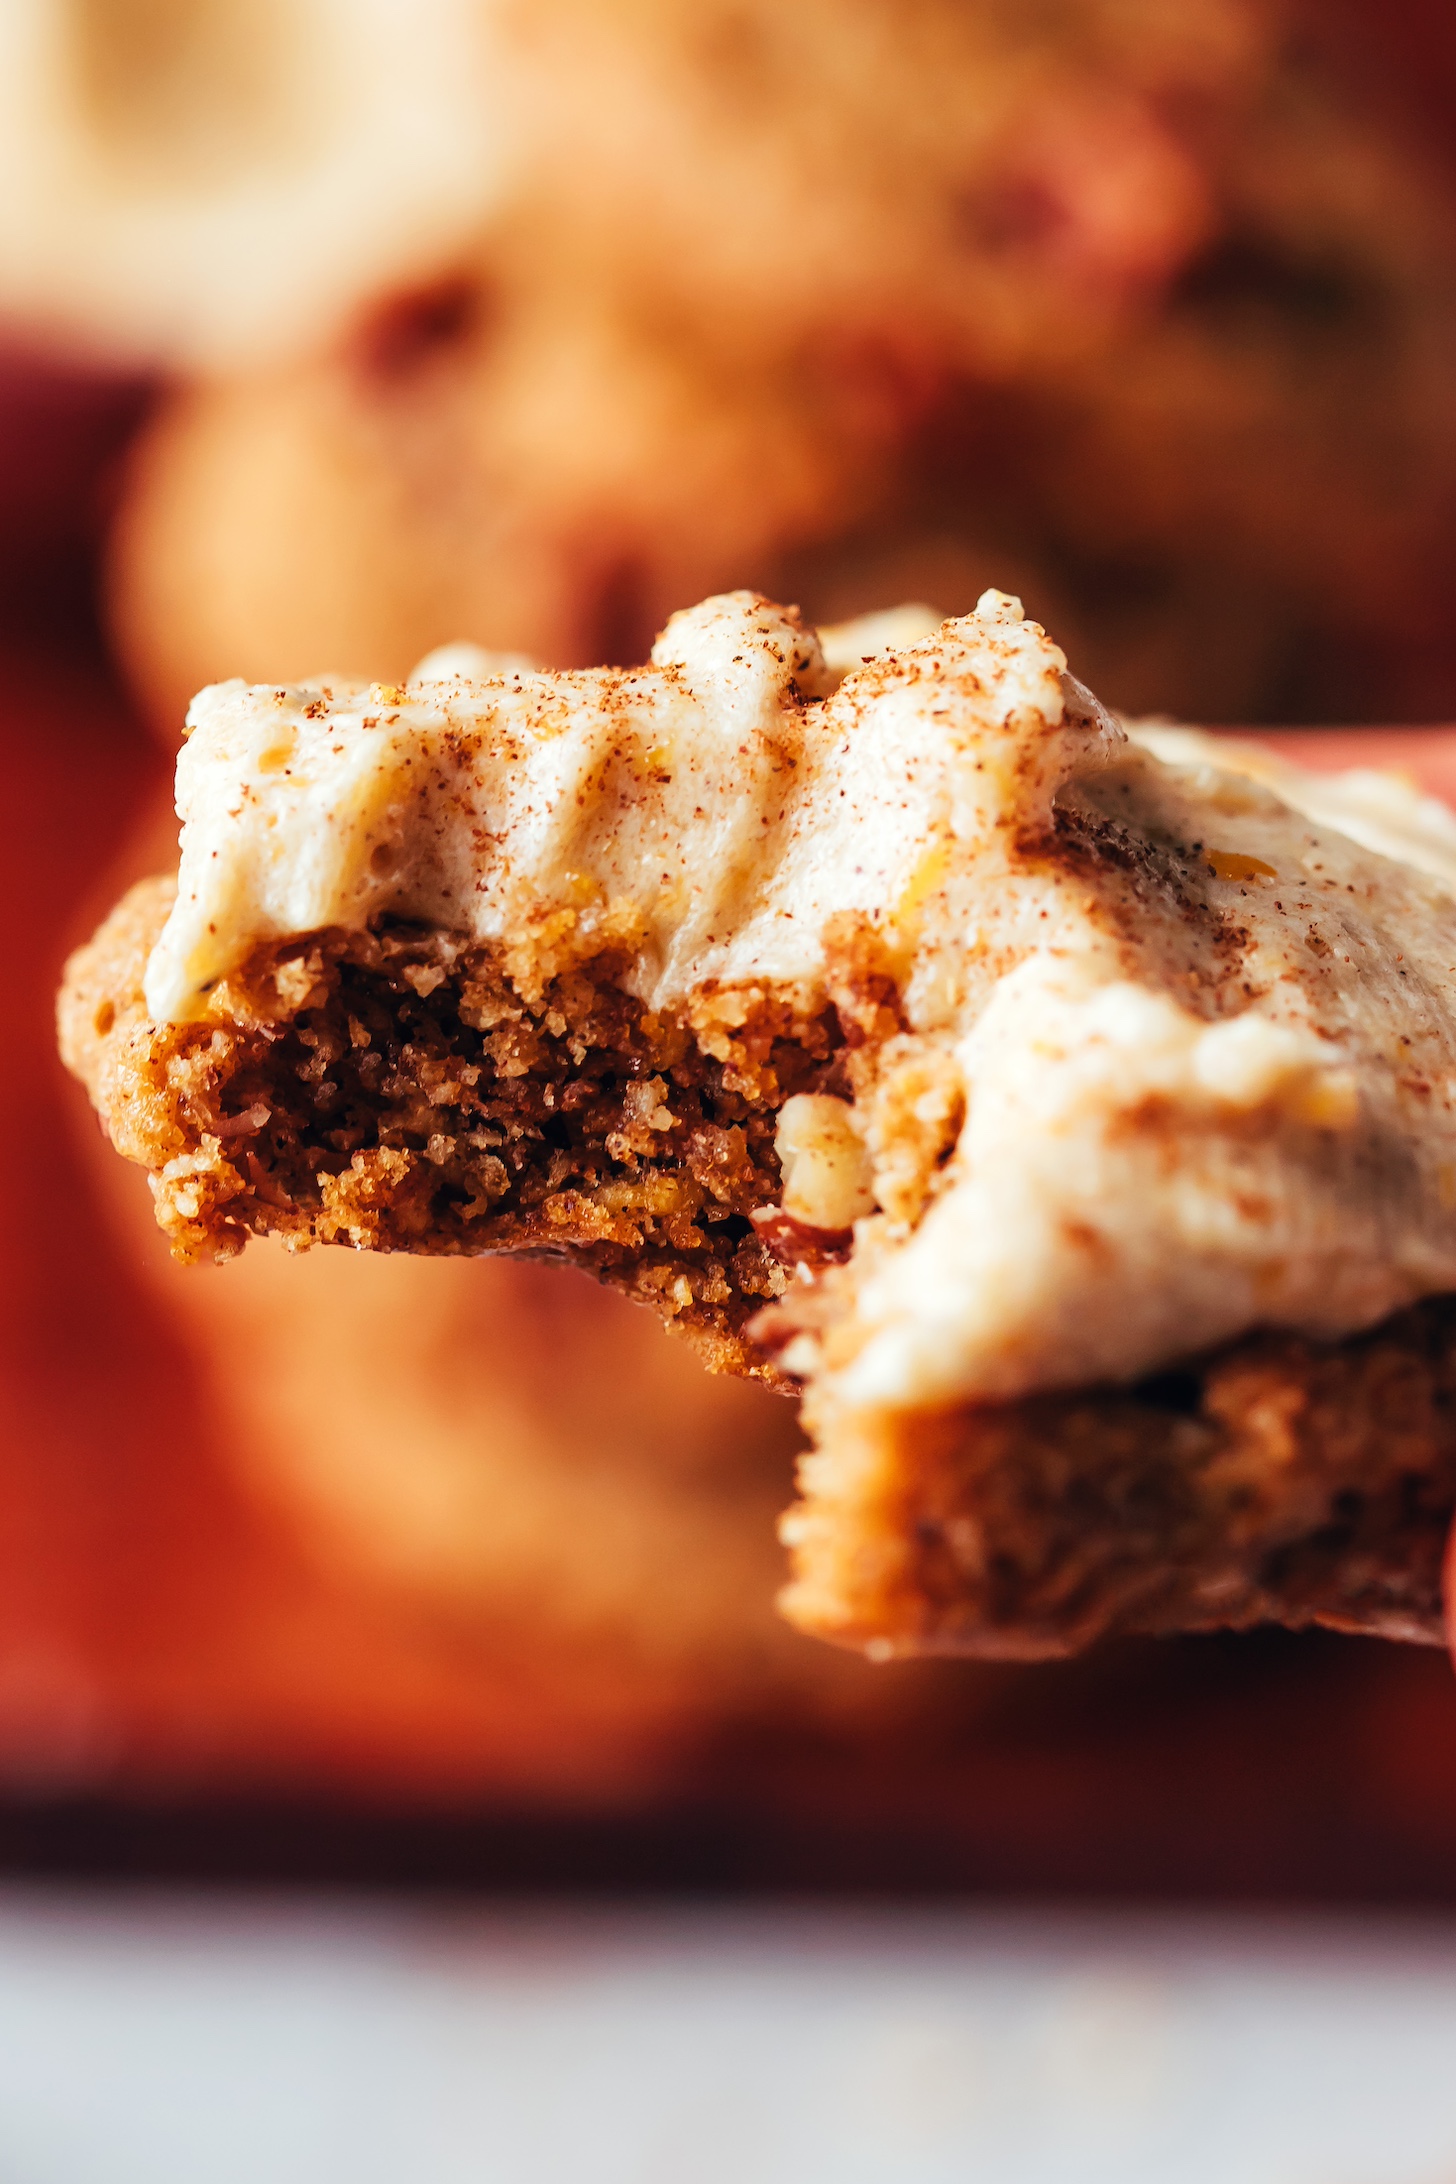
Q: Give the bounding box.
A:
[61,591,1456,1658]
[0,0,503,370]
[113,1187,919,1795]
[109,0,1456,731]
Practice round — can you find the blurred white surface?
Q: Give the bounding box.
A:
[0,1896,1452,2182]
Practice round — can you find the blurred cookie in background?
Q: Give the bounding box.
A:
[108,0,1456,733]
[0,0,503,371]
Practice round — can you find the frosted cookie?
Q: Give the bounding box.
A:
[0,0,500,368]
[60,593,1456,1651]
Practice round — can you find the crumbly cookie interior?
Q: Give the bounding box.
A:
[61,874,1456,1655]
[63,877,899,1376]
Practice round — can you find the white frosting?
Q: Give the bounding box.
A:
[145,590,1456,1413]
[146,589,1094,1024]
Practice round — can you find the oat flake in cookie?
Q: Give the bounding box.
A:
[59,591,1456,1654]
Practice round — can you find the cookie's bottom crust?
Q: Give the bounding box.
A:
[781,1296,1456,1655]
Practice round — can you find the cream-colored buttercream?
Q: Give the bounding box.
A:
[145,589,1089,1023]
[144,589,1456,1413]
